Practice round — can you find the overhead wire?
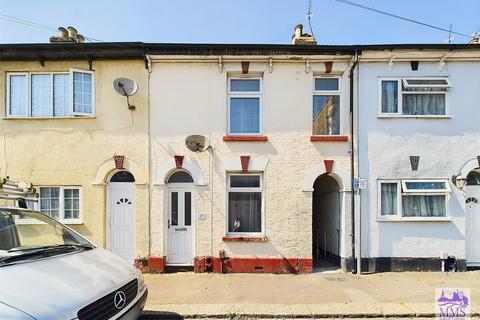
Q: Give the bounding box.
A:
[0,13,103,42]
[333,0,472,39]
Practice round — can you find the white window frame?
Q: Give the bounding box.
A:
[378,77,450,118]
[70,68,95,116]
[227,77,263,135]
[19,186,83,224]
[312,76,342,135]
[377,179,451,221]
[6,70,94,118]
[6,72,29,118]
[226,173,265,236]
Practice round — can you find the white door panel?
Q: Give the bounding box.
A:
[466,186,480,266]
[167,188,194,265]
[107,183,136,262]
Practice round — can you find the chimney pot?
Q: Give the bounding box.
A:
[67,26,78,41]
[291,23,316,45]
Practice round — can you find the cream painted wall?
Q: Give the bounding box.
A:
[149,59,353,261]
[0,60,149,258]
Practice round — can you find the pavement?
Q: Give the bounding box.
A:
[141,270,480,319]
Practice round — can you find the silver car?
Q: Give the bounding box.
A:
[0,206,148,320]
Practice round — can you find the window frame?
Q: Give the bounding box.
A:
[312,76,342,136]
[6,70,95,119]
[226,173,265,236]
[377,179,451,221]
[19,186,83,224]
[378,77,450,117]
[227,77,263,136]
[6,72,29,118]
[70,68,95,116]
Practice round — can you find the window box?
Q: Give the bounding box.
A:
[227,77,262,136]
[227,173,264,236]
[378,77,450,117]
[378,179,451,220]
[223,135,268,142]
[312,77,342,136]
[6,69,95,118]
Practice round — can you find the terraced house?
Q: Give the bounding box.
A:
[1,26,479,273]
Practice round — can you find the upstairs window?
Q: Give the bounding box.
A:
[228,78,262,135]
[7,69,94,118]
[378,179,450,219]
[380,78,450,116]
[313,77,341,135]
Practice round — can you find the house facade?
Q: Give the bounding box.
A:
[146,44,356,273]
[1,34,479,273]
[358,46,480,271]
[0,42,150,262]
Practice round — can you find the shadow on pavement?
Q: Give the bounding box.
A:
[140,311,184,320]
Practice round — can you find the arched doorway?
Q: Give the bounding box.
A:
[166,170,195,266]
[466,168,480,267]
[312,174,341,270]
[106,170,136,262]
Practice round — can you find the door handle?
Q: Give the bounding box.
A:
[168,219,171,229]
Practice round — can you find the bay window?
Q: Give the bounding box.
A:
[227,174,263,234]
[6,69,94,118]
[378,180,450,219]
[379,78,450,116]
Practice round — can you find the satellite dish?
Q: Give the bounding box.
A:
[185,135,210,153]
[113,78,138,110]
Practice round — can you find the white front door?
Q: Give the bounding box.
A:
[466,187,480,266]
[167,188,194,265]
[107,182,136,262]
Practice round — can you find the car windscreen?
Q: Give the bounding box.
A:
[0,209,93,264]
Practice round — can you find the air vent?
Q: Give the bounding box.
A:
[410,156,420,171]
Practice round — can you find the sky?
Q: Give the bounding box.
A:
[0,0,479,45]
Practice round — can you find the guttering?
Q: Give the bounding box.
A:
[349,49,359,274]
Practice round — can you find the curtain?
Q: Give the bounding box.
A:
[230,98,260,134]
[9,75,27,116]
[380,183,397,215]
[31,74,52,117]
[53,74,69,117]
[402,195,446,217]
[402,94,445,115]
[381,81,398,113]
[228,192,261,233]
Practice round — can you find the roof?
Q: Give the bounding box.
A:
[0,42,478,61]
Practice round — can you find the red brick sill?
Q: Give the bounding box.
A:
[310,135,349,142]
[222,236,268,242]
[223,135,268,142]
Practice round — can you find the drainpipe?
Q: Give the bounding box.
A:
[349,49,359,274]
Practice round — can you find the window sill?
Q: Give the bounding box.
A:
[310,135,348,142]
[3,116,96,120]
[222,236,268,242]
[223,135,268,142]
[377,217,452,222]
[376,115,451,119]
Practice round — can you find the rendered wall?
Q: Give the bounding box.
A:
[0,60,149,258]
[358,56,480,261]
[149,59,353,265]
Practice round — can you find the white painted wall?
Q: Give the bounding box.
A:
[149,58,353,261]
[358,54,480,260]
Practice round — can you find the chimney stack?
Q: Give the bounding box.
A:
[291,24,317,45]
[50,26,85,43]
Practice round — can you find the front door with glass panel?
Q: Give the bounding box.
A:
[167,188,194,265]
[466,187,480,266]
